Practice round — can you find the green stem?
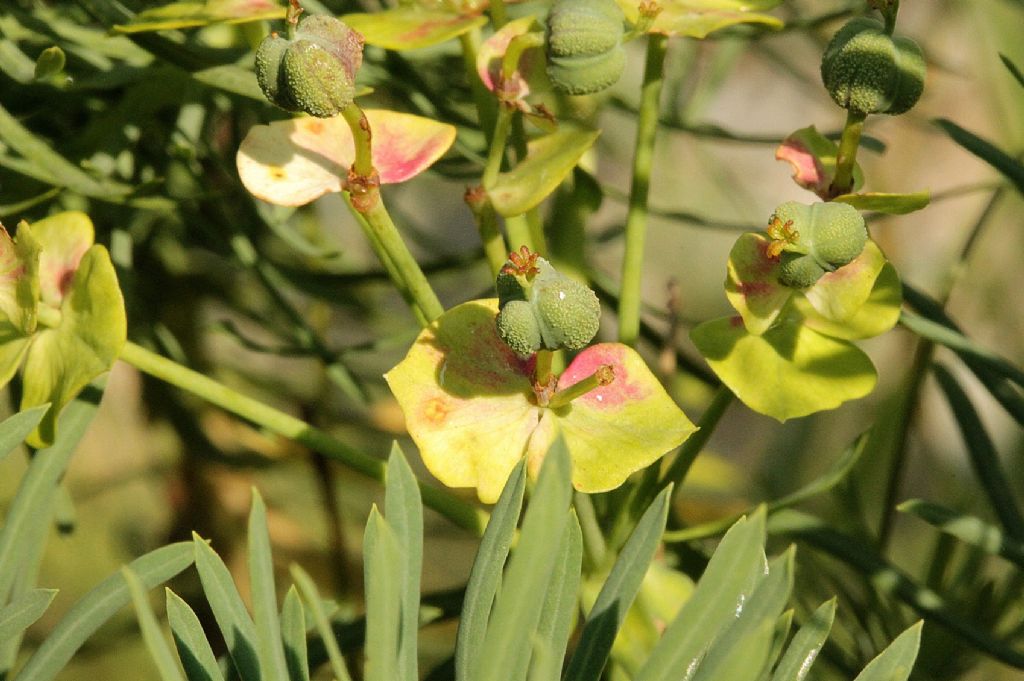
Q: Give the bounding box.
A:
[359,199,445,323]
[660,386,733,499]
[618,34,668,346]
[829,109,866,197]
[119,341,488,534]
[534,349,554,388]
[459,32,498,143]
[340,105,374,178]
[473,201,510,277]
[343,195,430,327]
[482,107,513,188]
[547,365,614,409]
[505,214,534,253]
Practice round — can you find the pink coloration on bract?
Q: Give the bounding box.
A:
[558,343,648,409]
[776,137,826,195]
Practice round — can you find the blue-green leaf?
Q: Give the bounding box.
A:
[898,499,1024,569]
[476,438,573,681]
[0,590,56,644]
[636,508,768,681]
[530,511,582,681]
[852,622,922,681]
[289,565,352,681]
[0,405,49,464]
[455,460,527,681]
[384,444,422,681]
[363,508,402,681]
[14,542,194,681]
[934,118,1024,196]
[166,589,226,681]
[248,490,289,681]
[123,567,186,681]
[281,587,309,681]
[772,599,836,681]
[192,534,261,681]
[565,486,672,681]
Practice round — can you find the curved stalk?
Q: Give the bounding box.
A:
[119,341,488,535]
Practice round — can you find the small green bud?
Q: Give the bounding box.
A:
[34,46,66,82]
[820,17,926,116]
[545,0,626,95]
[255,15,364,117]
[768,201,867,288]
[496,300,543,358]
[494,252,601,357]
[777,253,826,289]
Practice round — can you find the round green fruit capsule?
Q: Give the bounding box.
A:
[820,17,926,116]
[255,15,364,117]
[532,263,601,351]
[777,252,826,289]
[496,300,543,358]
[545,0,626,95]
[769,201,867,288]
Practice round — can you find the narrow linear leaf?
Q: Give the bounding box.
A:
[281,587,309,681]
[290,565,352,681]
[0,406,49,463]
[565,486,672,681]
[1000,53,1024,88]
[934,118,1024,196]
[0,391,101,605]
[852,622,922,681]
[14,542,194,681]
[455,460,528,681]
[900,312,1024,388]
[384,444,423,681]
[166,589,226,681]
[248,491,289,681]
[765,610,795,677]
[192,534,261,681]
[123,567,186,681]
[476,439,573,681]
[636,508,768,681]
[364,508,402,681]
[771,599,836,681]
[768,510,1024,668]
[529,512,583,681]
[833,191,930,215]
[665,431,867,543]
[933,364,1024,540]
[691,549,796,681]
[898,499,1024,569]
[0,101,131,199]
[903,285,1024,425]
[0,590,57,644]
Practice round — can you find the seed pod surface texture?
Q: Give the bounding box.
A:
[820,17,925,116]
[545,0,626,95]
[771,201,867,288]
[255,15,364,117]
[494,257,601,357]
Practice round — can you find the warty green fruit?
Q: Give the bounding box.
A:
[820,17,926,116]
[255,15,364,117]
[545,0,626,95]
[770,201,867,288]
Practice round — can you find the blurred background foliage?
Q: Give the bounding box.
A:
[0,0,1022,679]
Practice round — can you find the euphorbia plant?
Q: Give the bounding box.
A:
[387,248,695,502]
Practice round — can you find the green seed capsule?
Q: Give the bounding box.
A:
[769,201,867,288]
[255,15,364,117]
[820,17,926,116]
[494,256,601,357]
[496,300,543,358]
[545,0,626,95]
[777,253,827,289]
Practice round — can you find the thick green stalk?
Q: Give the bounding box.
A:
[119,341,487,534]
[618,34,668,346]
[360,199,444,322]
[339,104,445,323]
[830,110,866,197]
